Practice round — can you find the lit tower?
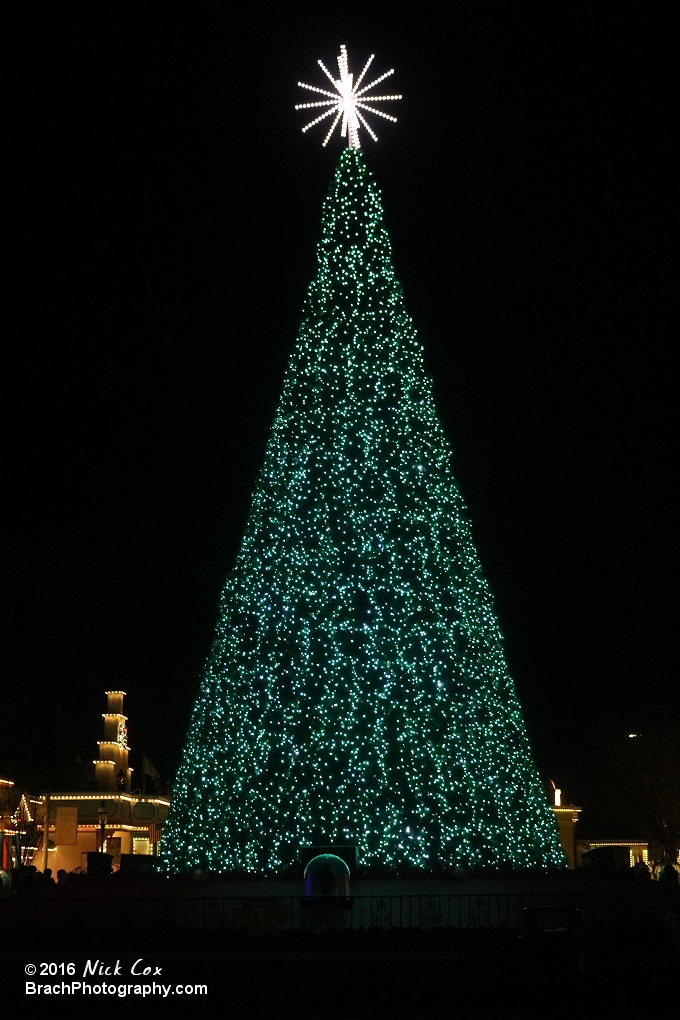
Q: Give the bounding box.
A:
[94,691,133,793]
[161,47,565,873]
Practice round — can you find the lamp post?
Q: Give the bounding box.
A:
[40,794,50,871]
[97,801,107,853]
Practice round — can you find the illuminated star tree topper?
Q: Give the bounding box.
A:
[296,44,401,148]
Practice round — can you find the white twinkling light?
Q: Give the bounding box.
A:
[296,44,401,148]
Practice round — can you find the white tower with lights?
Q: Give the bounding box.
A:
[94,691,133,793]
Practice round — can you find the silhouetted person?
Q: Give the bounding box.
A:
[659,864,679,886]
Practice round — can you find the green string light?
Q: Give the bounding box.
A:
[161,149,566,873]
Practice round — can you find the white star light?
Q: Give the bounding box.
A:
[296,45,401,149]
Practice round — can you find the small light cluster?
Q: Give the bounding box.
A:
[161,150,565,874]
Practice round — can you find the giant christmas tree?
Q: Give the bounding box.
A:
[162,52,565,873]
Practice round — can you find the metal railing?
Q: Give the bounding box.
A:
[3,888,678,937]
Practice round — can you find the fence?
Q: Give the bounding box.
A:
[3,888,678,938]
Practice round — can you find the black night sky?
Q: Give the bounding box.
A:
[4,5,674,833]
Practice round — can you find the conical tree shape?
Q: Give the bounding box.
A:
[162,150,565,872]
